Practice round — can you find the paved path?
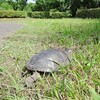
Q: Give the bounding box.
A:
[0,22,24,43]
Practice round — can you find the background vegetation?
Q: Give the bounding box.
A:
[0,10,26,18]
[0,0,100,18]
[76,8,100,18]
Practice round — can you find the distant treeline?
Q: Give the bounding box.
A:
[0,0,100,17]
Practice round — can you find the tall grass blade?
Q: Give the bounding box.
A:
[89,86,100,100]
[2,67,19,92]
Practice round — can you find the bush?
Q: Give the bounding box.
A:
[65,10,72,18]
[28,11,72,18]
[50,11,72,18]
[76,8,100,18]
[31,11,50,18]
[0,10,26,18]
[50,9,58,12]
[50,12,65,18]
[27,12,32,17]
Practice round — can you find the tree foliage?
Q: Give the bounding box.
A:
[35,0,60,11]
[7,0,27,11]
[34,0,100,16]
[25,3,35,12]
[70,0,81,17]
[0,2,13,10]
[0,0,99,17]
[57,0,71,11]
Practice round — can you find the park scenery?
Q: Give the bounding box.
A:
[0,0,100,100]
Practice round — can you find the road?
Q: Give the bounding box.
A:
[0,22,24,43]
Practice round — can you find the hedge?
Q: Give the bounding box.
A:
[50,12,72,18]
[50,12,65,18]
[0,10,26,18]
[28,11,72,18]
[31,11,50,18]
[76,8,100,18]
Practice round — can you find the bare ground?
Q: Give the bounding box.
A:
[0,22,24,43]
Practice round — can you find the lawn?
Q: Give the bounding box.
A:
[0,18,100,100]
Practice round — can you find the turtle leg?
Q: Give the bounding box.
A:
[21,66,29,77]
[22,66,33,77]
[24,72,41,87]
[22,70,28,77]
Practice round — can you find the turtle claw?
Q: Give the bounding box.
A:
[21,70,28,77]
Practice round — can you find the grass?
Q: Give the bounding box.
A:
[0,18,100,100]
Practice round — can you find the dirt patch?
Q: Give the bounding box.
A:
[0,22,24,44]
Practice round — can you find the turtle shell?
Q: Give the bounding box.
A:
[26,49,72,72]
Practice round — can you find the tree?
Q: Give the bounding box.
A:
[7,0,18,10]
[0,2,13,10]
[70,0,81,17]
[57,0,71,11]
[82,0,96,8]
[33,0,100,17]
[0,0,6,5]
[25,3,35,12]
[7,0,27,11]
[35,0,60,11]
[18,0,28,10]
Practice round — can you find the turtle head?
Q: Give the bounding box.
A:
[26,62,35,71]
[65,46,76,62]
[65,46,76,54]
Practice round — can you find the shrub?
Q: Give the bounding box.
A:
[31,11,50,18]
[27,12,32,17]
[0,10,26,18]
[50,9,58,12]
[28,11,72,18]
[50,12,65,18]
[50,11,72,18]
[65,10,72,18]
[76,8,100,18]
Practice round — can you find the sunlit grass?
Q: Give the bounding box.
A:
[0,18,100,99]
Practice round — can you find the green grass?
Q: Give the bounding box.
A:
[0,18,100,100]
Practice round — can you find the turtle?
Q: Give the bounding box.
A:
[24,47,75,87]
